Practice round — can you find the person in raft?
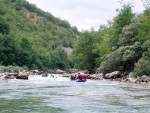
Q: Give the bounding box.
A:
[77,73,87,80]
[70,74,77,80]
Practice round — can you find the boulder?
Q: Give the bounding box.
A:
[125,77,137,83]
[89,73,103,80]
[4,75,15,79]
[55,69,65,74]
[0,73,16,79]
[104,71,121,79]
[16,72,29,80]
[135,75,150,83]
[16,75,28,80]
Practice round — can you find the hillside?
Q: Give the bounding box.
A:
[0,0,79,70]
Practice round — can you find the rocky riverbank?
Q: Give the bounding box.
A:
[1,69,150,86]
[0,72,29,80]
[88,71,150,85]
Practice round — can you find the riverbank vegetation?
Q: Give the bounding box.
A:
[0,0,149,77]
[71,1,150,77]
[0,65,24,73]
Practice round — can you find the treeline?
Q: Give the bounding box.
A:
[71,3,150,77]
[0,0,79,70]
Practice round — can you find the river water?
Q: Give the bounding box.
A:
[0,75,150,113]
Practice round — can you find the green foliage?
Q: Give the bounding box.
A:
[0,65,24,73]
[110,4,134,47]
[70,31,97,72]
[93,26,111,65]
[138,9,150,43]
[57,19,71,28]
[97,17,143,74]
[0,16,10,34]
[97,48,123,73]
[0,0,78,70]
[50,47,69,70]
[133,40,150,77]
[133,58,150,77]
[69,2,150,77]
[18,37,33,67]
[0,34,19,65]
[1,0,150,76]
[118,18,140,46]
[97,42,142,73]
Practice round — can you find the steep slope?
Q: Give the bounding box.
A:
[0,0,79,70]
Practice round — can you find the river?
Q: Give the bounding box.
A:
[0,75,150,113]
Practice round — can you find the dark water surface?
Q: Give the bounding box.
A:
[0,75,150,113]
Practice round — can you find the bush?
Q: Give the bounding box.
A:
[0,65,24,73]
[132,40,150,77]
[97,42,142,74]
[133,58,150,77]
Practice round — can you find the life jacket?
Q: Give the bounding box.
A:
[78,74,87,80]
[82,74,87,80]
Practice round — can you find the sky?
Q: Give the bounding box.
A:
[26,0,145,31]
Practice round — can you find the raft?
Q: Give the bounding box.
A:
[76,79,86,82]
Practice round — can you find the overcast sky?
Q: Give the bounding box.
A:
[26,0,145,31]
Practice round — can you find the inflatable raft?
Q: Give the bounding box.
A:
[70,73,87,82]
[76,79,86,82]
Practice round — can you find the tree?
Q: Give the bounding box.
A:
[71,31,97,72]
[138,8,150,43]
[110,4,134,47]
[0,16,10,34]
[118,18,140,46]
[19,37,32,67]
[97,42,142,73]
[0,0,78,70]
[0,34,19,65]
[92,26,111,66]
[50,47,69,70]
[133,40,150,76]
[97,18,142,73]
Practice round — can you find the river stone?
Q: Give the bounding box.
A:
[104,71,121,79]
[136,75,150,83]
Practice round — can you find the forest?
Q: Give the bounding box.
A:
[0,0,79,70]
[70,1,150,77]
[0,0,150,77]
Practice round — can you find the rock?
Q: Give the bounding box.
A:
[31,70,40,75]
[135,75,150,83]
[16,72,29,80]
[104,71,121,79]
[55,69,65,74]
[115,78,122,81]
[16,75,28,80]
[89,73,103,80]
[4,75,15,79]
[0,73,17,79]
[126,77,137,83]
